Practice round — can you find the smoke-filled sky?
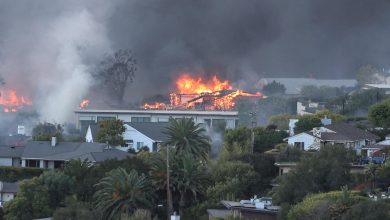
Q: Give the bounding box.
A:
[0,0,390,122]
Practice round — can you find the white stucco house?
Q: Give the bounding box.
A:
[121,122,169,152]
[285,122,379,154]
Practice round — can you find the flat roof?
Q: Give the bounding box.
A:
[75,109,239,116]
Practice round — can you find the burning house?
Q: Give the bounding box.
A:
[143,74,263,111]
[0,89,32,113]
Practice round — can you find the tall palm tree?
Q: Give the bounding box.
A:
[93,168,153,220]
[163,117,211,160]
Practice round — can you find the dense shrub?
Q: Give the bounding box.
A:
[0,166,44,182]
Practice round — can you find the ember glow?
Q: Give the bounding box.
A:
[143,102,167,110]
[0,90,33,112]
[144,73,263,110]
[79,99,90,108]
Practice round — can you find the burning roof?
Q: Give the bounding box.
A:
[0,89,32,113]
[144,73,263,111]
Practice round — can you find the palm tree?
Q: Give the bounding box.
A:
[174,154,210,215]
[93,168,153,220]
[163,117,211,161]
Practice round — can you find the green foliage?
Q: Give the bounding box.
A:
[287,190,367,220]
[294,115,322,134]
[40,170,74,209]
[314,110,346,122]
[276,146,304,162]
[0,166,43,182]
[126,209,152,220]
[356,64,380,85]
[300,85,345,102]
[52,197,95,220]
[32,122,63,141]
[345,89,387,116]
[342,199,390,220]
[96,119,126,146]
[224,127,251,153]
[273,145,353,205]
[368,99,390,128]
[163,118,211,161]
[93,168,153,219]
[268,114,293,130]
[254,127,288,153]
[263,80,286,95]
[3,177,52,220]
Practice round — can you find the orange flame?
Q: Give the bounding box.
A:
[143,102,166,110]
[0,90,32,112]
[176,74,232,94]
[79,99,90,108]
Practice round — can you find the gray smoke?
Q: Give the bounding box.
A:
[0,0,390,121]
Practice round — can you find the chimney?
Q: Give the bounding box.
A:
[51,137,57,147]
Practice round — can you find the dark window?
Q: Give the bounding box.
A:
[26,160,40,168]
[54,161,64,169]
[294,142,304,150]
[152,142,158,152]
[131,117,151,123]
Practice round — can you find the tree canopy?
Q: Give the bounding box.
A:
[32,122,63,141]
[294,115,322,134]
[262,80,286,95]
[96,119,126,146]
[368,99,390,128]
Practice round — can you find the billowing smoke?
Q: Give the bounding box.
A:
[0,1,112,122]
[1,0,390,122]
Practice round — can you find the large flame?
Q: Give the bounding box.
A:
[176,74,232,94]
[143,73,262,111]
[0,90,32,112]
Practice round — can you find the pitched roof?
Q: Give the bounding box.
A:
[320,132,352,141]
[126,122,169,141]
[0,146,25,158]
[22,141,131,162]
[0,135,31,147]
[323,122,379,140]
[0,182,19,193]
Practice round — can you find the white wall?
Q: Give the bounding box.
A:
[0,158,13,167]
[2,193,15,202]
[287,133,316,150]
[122,124,154,152]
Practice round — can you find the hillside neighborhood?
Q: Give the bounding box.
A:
[1,1,390,220]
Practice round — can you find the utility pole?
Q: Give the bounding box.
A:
[249,112,256,154]
[166,146,173,220]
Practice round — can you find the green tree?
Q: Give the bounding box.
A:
[41,170,74,209]
[63,159,95,202]
[287,190,366,220]
[97,119,126,146]
[356,64,380,85]
[3,177,52,220]
[52,197,95,220]
[32,122,63,141]
[224,127,252,154]
[314,110,346,122]
[93,168,153,219]
[97,49,137,105]
[345,89,387,115]
[254,127,288,153]
[163,118,211,161]
[342,199,390,220]
[273,145,353,205]
[368,99,390,128]
[294,115,322,134]
[263,80,286,95]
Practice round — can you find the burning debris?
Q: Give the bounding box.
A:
[144,73,263,110]
[0,89,32,113]
[79,99,90,109]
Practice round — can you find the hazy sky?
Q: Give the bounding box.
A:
[0,0,389,120]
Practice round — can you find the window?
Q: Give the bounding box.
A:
[294,142,304,150]
[124,140,134,148]
[26,160,40,168]
[131,117,151,123]
[97,116,116,122]
[136,142,144,150]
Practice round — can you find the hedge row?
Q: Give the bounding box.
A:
[0,166,44,182]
